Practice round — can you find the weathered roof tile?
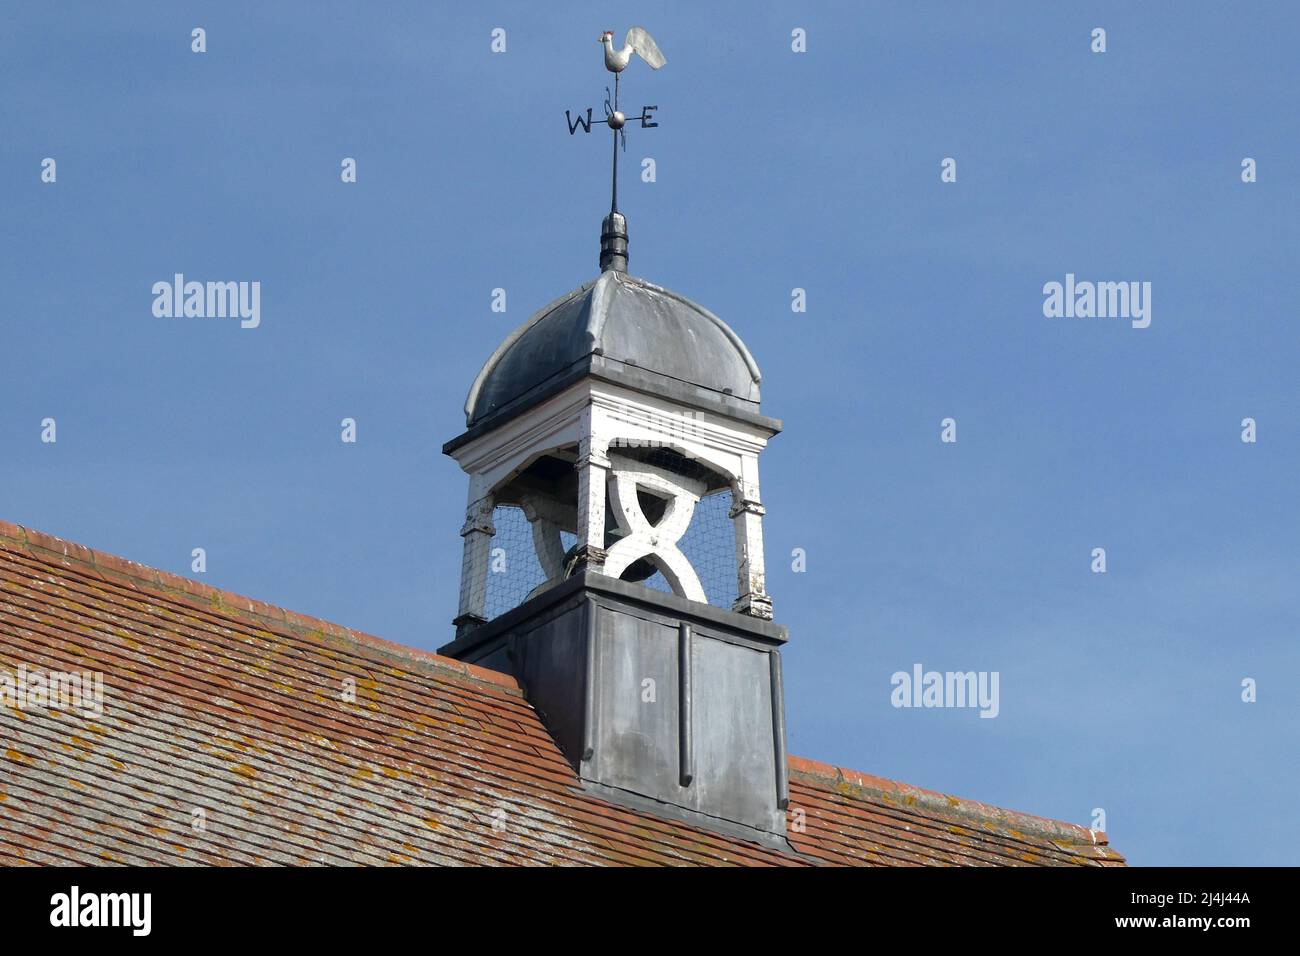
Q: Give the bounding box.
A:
[0,520,1124,866]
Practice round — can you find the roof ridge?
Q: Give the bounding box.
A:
[788,755,1112,850]
[0,518,520,697]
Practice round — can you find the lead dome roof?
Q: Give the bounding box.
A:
[463,270,763,430]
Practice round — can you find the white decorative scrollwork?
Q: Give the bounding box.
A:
[602,453,707,602]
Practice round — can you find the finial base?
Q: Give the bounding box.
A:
[599,212,628,273]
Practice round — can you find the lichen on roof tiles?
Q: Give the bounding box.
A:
[0,520,1124,867]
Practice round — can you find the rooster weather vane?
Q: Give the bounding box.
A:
[566,27,666,222]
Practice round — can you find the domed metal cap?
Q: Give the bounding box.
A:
[460,271,767,433]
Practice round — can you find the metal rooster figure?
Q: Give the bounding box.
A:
[601,27,667,73]
[566,27,667,220]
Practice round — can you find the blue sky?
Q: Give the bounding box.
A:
[2,2,1296,865]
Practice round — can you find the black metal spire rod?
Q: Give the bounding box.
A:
[610,71,620,216]
[601,72,628,272]
[599,70,629,272]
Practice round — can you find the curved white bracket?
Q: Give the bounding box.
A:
[602,454,707,603]
[519,494,577,585]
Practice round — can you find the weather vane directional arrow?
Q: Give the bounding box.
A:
[565,27,666,271]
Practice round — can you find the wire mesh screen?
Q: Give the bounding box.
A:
[484,505,575,620]
[606,444,737,611]
[479,446,738,620]
[636,487,736,609]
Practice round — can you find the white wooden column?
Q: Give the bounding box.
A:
[453,484,495,637]
[730,455,773,619]
[573,434,611,575]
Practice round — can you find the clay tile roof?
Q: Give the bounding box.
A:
[0,520,1124,866]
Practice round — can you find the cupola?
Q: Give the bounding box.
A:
[438,30,790,844]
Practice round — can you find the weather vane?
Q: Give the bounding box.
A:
[566,27,666,272]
